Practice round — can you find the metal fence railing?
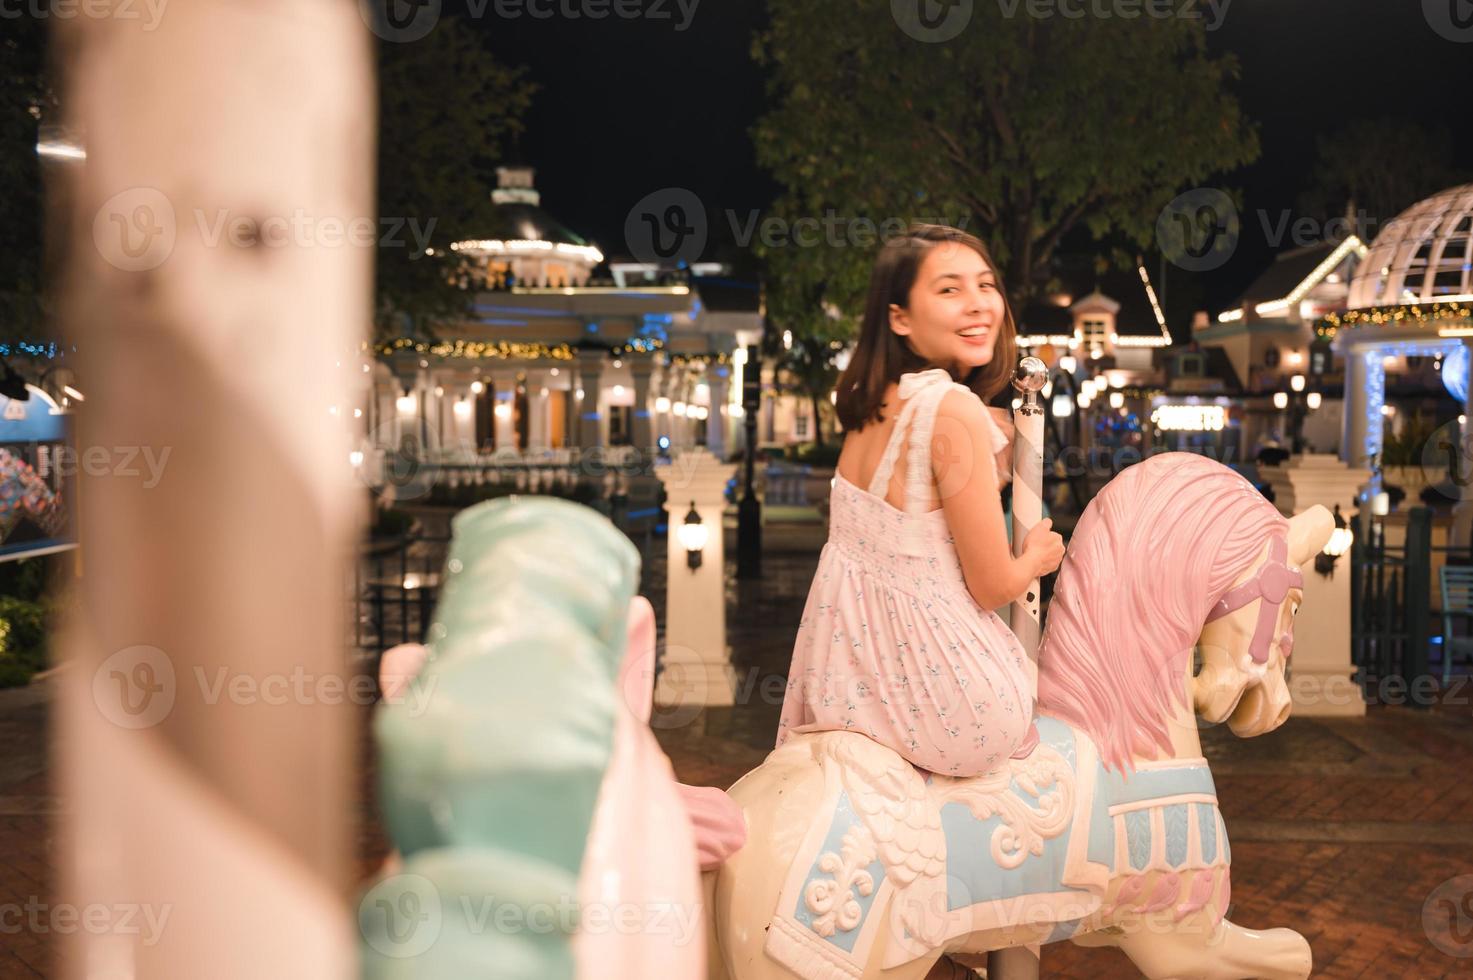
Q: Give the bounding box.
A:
[1349,506,1473,700]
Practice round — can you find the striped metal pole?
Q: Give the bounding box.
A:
[990,363,1049,980]
[1009,356,1049,676]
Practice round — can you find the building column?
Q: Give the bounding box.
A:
[707,364,731,460]
[1453,338,1473,550]
[563,368,579,448]
[491,367,518,453]
[450,381,476,454]
[1340,345,1370,471]
[666,367,689,452]
[630,356,656,453]
[576,348,607,451]
[649,362,669,450]
[527,370,551,452]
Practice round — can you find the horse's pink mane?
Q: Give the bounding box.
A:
[1036,453,1288,773]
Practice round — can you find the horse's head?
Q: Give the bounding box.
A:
[1037,452,1334,772]
[1193,505,1333,737]
[365,497,704,979]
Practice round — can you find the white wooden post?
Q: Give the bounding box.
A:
[1261,455,1370,716]
[56,3,371,976]
[654,449,737,707]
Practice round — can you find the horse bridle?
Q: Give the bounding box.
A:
[1204,534,1302,665]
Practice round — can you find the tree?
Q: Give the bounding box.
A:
[775,335,845,447]
[749,4,1258,338]
[0,15,54,347]
[1296,118,1470,234]
[374,18,536,339]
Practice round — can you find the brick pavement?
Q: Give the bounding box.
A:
[4,520,1473,977]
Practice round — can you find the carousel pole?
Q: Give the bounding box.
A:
[1008,356,1049,678]
[987,355,1049,980]
[56,2,371,976]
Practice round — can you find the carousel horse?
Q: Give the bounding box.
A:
[360,497,742,980]
[706,452,1333,980]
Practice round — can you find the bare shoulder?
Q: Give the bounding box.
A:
[936,387,988,426]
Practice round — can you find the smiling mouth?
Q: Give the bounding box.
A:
[958,325,990,338]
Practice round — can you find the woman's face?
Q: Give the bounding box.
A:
[888,243,1006,375]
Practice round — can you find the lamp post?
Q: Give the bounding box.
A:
[1273,389,1290,453]
[737,341,763,579]
[1289,374,1307,453]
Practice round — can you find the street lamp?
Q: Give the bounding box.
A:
[679,500,708,570]
[1272,391,1289,410]
[1290,374,1306,392]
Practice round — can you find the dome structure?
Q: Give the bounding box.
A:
[451,166,603,288]
[1348,183,1473,309]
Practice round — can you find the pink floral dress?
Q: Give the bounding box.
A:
[776,369,1038,776]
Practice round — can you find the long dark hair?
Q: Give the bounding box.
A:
[834,223,1018,432]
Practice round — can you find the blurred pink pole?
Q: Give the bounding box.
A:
[55,2,372,976]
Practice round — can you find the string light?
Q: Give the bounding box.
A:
[370,338,577,361]
[1254,236,1368,317]
[1315,298,1473,339]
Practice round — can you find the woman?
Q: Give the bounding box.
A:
[776,223,1065,776]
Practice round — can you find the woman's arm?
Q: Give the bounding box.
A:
[934,390,1062,610]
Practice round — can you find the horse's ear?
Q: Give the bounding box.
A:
[1287,504,1334,568]
[379,643,428,704]
[618,596,658,724]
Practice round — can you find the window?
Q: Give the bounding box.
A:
[1264,348,1280,368]
[1311,350,1328,375]
[1082,318,1108,350]
[794,409,809,439]
[1178,354,1204,377]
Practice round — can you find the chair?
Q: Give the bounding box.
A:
[1438,565,1473,684]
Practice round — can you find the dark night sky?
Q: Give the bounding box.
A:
[458,0,1471,317]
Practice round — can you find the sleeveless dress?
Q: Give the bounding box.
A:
[776,369,1038,777]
